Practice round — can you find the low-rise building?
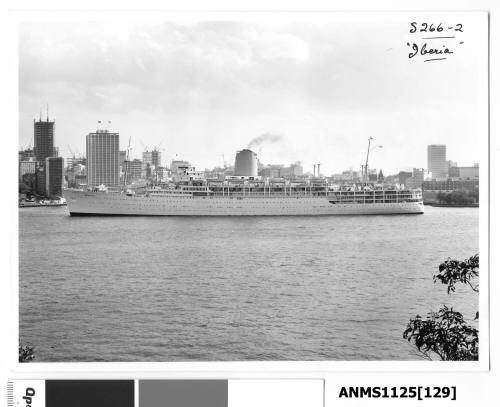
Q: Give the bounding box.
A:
[422,179,479,192]
[398,171,413,186]
[19,160,37,180]
[170,160,191,174]
[259,162,303,179]
[448,166,479,180]
[19,148,35,162]
[405,168,432,189]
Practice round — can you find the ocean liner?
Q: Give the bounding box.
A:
[64,180,424,216]
[64,138,424,216]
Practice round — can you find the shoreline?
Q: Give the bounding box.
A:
[424,202,479,208]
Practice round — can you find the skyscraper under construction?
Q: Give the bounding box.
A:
[34,115,56,162]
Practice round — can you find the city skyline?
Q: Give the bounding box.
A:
[19,19,484,174]
[19,117,478,176]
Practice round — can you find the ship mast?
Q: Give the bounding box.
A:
[363,137,382,183]
[364,136,373,182]
[123,136,132,189]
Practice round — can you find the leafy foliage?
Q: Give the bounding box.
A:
[403,254,479,361]
[19,342,35,363]
[434,254,479,294]
[436,190,478,205]
[403,306,478,361]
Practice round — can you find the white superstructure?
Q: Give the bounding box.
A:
[64,182,424,216]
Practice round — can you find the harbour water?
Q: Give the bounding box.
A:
[19,206,479,362]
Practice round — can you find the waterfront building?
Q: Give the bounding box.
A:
[19,160,37,193]
[34,117,57,162]
[35,163,46,196]
[405,168,432,189]
[259,164,282,178]
[259,162,303,179]
[330,169,361,183]
[448,166,479,180]
[422,179,479,192]
[86,129,119,188]
[427,144,447,180]
[278,162,303,178]
[19,160,37,180]
[45,157,64,198]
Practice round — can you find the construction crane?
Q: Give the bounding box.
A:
[67,145,76,159]
[152,140,164,152]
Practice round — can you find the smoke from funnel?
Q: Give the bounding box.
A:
[247,133,283,150]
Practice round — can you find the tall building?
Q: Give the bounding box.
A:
[143,149,161,167]
[86,129,119,188]
[45,157,64,198]
[34,117,56,162]
[427,145,447,180]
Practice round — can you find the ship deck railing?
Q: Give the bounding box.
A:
[142,188,422,203]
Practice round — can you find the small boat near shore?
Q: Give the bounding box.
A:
[19,198,67,208]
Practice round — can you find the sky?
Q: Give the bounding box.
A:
[18,15,487,175]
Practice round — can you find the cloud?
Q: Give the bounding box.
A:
[253,29,310,61]
[18,19,484,173]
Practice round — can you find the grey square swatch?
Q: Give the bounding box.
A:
[140,380,228,407]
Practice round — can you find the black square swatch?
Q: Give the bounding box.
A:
[46,380,134,407]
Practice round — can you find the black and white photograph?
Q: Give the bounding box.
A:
[16,12,487,363]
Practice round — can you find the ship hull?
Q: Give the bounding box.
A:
[64,189,424,216]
